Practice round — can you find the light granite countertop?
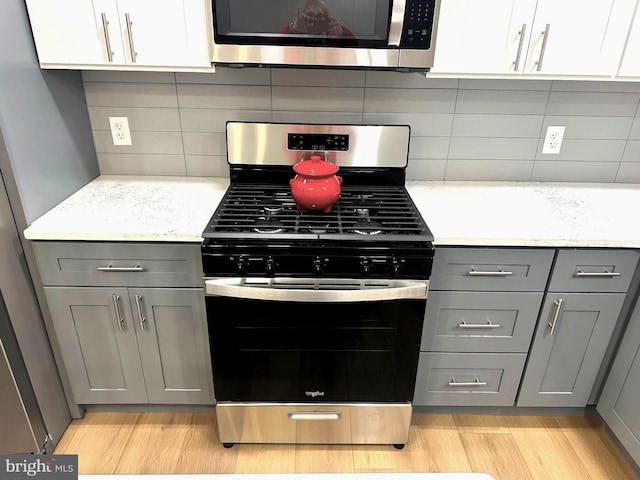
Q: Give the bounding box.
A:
[23,175,640,248]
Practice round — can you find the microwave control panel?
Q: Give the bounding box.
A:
[400,0,436,49]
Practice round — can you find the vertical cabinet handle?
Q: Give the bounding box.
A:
[535,24,551,71]
[512,23,527,71]
[125,13,138,63]
[134,295,146,330]
[548,298,563,335]
[112,294,124,330]
[100,13,114,62]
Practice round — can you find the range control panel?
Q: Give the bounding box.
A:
[288,133,350,151]
[399,0,436,49]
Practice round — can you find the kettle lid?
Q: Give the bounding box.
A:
[293,155,339,176]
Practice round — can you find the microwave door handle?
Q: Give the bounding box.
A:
[388,0,407,46]
[204,278,429,302]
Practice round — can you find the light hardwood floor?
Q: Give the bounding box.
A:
[53,411,639,479]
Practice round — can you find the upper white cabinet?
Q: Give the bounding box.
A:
[618,3,640,77]
[25,0,211,69]
[431,0,637,77]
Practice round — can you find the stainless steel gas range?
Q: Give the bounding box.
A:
[201,122,434,449]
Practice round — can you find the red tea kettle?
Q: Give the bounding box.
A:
[290,155,343,213]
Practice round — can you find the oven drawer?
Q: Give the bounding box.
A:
[215,402,412,445]
[421,291,543,353]
[413,352,526,406]
[429,248,554,291]
[33,241,203,287]
[548,249,639,293]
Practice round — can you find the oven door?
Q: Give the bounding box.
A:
[210,0,440,69]
[204,277,428,403]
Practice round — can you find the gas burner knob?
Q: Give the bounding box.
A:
[236,257,246,273]
[360,257,371,275]
[266,256,276,273]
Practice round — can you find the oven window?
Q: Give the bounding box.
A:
[207,296,425,403]
[212,0,393,47]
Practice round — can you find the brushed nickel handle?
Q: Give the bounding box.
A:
[512,23,527,71]
[288,412,342,421]
[468,269,513,276]
[134,295,145,330]
[574,269,621,278]
[548,298,563,335]
[100,13,114,62]
[98,264,144,272]
[112,294,124,331]
[125,13,138,63]
[535,24,551,72]
[457,320,501,329]
[448,377,487,387]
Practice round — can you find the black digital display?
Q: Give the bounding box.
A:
[288,133,349,151]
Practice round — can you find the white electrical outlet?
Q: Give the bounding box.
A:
[542,125,565,154]
[109,117,132,146]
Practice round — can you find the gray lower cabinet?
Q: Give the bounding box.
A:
[517,248,639,407]
[44,286,213,405]
[414,247,554,407]
[597,296,640,466]
[32,241,215,406]
[517,293,626,407]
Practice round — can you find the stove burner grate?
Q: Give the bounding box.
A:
[203,184,432,241]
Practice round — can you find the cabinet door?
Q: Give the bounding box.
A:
[44,287,147,404]
[25,0,124,66]
[524,0,636,75]
[618,4,640,77]
[129,288,214,404]
[115,0,210,67]
[431,0,537,74]
[517,293,625,407]
[597,299,640,466]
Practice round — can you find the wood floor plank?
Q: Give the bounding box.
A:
[409,414,472,473]
[294,444,355,473]
[53,412,139,474]
[452,414,513,434]
[112,412,191,474]
[506,416,593,480]
[234,444,296,474]
[352,444,414,472]
[173,413,238,474]
[553,416,638,480]
[459,432,535,480]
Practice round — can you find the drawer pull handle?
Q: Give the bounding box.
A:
[574,269,620,278]
[548,298,563,336]
[112,294,124,331]
[448,377,487,387]
[458,320,501,329]
[468,269,513,276]
[288,412,341,421]
[98,264,144,272]
[134,295,146,330]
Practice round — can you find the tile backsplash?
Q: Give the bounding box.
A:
[82,68,640,182]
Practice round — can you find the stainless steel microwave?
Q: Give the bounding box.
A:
[210,0,440,71]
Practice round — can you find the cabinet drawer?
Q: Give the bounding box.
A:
[413,352,526,406]
[548,249,639,293]
[429,248,554,291]
[33,242,203,287]
[421,291,543,353]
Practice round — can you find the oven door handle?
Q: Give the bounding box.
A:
[204,278,429,302]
